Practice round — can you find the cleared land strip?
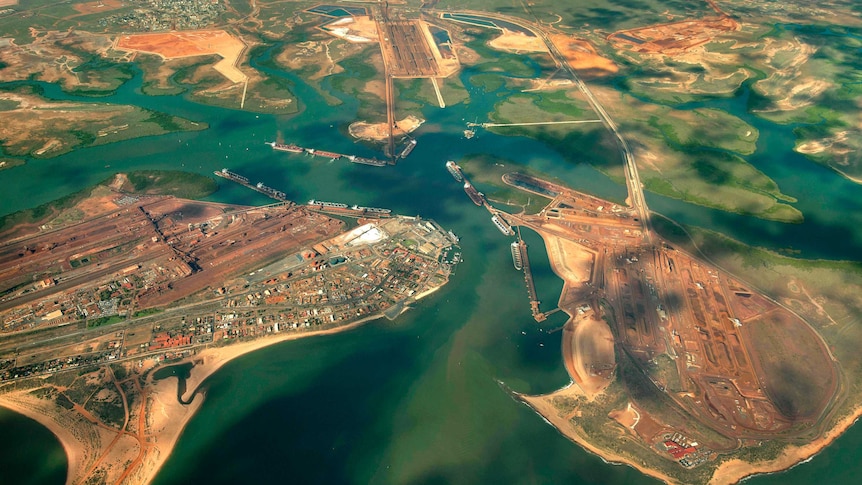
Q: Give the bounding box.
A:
[478,119,603,128]
[115,30,248,83]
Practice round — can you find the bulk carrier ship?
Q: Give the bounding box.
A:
[463,182,485,206]
[491,215,515,236]
[266,141,304,153]
[446,161,464,182]
[511,241,524,270]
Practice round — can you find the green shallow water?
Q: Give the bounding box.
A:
[1,38,862,485]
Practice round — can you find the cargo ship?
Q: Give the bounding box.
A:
[399,139,417,159]
[349,155,388,167]
[308,199,348,209]
[463,182,485,206]
[306,148,342,160]
[492,215,515,236]
[215,169,291,203]
[255,182,287,201]
[266,142,304,153]
[511,241,524,270]
[351,205,392,214]
[446,161,464,182]
[214,168,249,184]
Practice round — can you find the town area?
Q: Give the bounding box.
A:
[0,194,458,382]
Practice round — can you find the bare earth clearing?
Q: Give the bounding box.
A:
[549,34,618,78]
[115,30,247,84]
[349,115,424,141]
[488,29,547,53]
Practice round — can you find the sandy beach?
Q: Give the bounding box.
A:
[179,315,383,402]
[0,393,88,485]
[520,390,680,484]
[145,314,386,483]
[0,315,384,485]
[709,405,862,484]
[523,387,862,484]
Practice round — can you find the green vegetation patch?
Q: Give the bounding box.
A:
[121,170,217,199]
[0,158,25,171]
[458,154,564,214]
[0,183,96,235]
[395,77,469,111]
[87,315,124,328]
[0,85,206,159]
[603,90,800,221]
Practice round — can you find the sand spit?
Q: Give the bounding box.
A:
[524,388,862,485]
[709,406,862,484]
[0,393,91,485]
[349,115,424,141]
[520,390,679,485]
[0,316,383,485]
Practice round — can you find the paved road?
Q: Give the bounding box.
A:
[536,30,652,241]
[467,9,653,241]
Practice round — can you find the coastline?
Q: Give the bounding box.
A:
[140,314,387,483]
[519,390,680,485]
[709,405,862,484]
[0,314,385,485]
[522,386,862,484]
[179,315,384,402]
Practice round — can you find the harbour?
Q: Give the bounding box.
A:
[267,141,408,167]
[214,168,291,203]
[1,24,862,485]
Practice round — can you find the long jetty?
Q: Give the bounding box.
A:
[268,142,391,167]
[214,169,293,204]
[518,239,545,322]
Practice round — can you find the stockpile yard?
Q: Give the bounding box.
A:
[501,174,839,465]
[607,1,739,55]
[0,196,343,332]
[379,19,439,77]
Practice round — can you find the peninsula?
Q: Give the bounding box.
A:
[0,174,460,485]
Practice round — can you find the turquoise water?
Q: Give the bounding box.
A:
[1,37,862,485]
[0,408,66,485]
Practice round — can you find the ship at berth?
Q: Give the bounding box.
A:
[308,199,348,209]
[446,161,464,182]
[266,141,304,153]
[511,241,524,270]
[351,205,392,214]
[463,182,485,206]
[492,215,515,236]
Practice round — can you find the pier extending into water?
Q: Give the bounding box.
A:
[468,119,602,128]
[515,237,545,322]
[214,169,293,204]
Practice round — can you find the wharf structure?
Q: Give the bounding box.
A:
[214,169,291,203]
[306,200,393,218]
[267,141,412,167]
[516,238,543,322]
